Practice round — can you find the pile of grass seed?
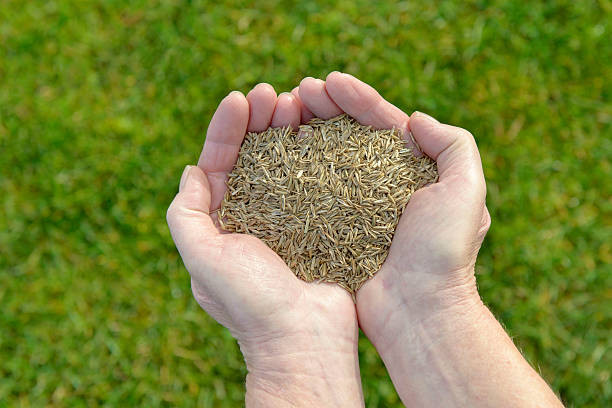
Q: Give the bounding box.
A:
[219,114,438,295]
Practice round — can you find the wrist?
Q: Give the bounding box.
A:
[357,263,484,356]
[240,325,364,407]
[358,265,563,407]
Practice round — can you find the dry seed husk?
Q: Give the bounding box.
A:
[219,114,438,295]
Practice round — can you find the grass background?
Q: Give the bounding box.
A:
[1,0,610,406]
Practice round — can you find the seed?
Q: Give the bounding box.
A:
[219,114,438,295]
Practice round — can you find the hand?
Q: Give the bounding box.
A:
[167,84,363,407]
[298,72,562,407]
[298,72,489,325]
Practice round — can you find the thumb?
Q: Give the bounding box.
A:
[167,165,219,271]
[409,111,486,205]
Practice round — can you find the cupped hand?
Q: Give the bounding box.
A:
[167,84,363,407]
[297,74,565,408]
[298,72,490,348]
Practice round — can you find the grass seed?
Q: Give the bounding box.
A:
[219,114,438,295]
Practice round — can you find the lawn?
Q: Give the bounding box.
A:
[1,0,610,406]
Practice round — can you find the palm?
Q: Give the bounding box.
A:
[386,177,488,278]
[192,226,356,341]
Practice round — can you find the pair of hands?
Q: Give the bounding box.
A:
[167,73,558,407]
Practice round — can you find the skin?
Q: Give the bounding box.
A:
[167,73,564,407]
[167,84,363,407]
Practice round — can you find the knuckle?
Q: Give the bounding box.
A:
[166,197,182,225]
[483,216,491,233]
[478,207,492,237]
[354,93,383,118]
[454,126,474,142]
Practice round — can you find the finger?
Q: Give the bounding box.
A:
[298,77,343,119]
[324,72,420,152]
[270,92,301,129]
[198,91,249,173]
[246,83,277,132]
[291,86,315,123]
[167,166,219,271]
[197,91,249,210]
[409,111,486,202]
[324,72,410,131]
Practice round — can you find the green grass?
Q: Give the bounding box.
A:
[1,0,610,406]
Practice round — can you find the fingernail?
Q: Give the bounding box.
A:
[227,90,244,99]
[327,71,344,79]
[179,165,193,191]
[414,111,439,123]
[280,92,296,101]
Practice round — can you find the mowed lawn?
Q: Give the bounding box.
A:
[1,0,610,406]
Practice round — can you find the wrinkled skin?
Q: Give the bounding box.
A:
[167,84,363,407]
[167,73,491,406]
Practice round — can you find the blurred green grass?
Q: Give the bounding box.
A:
[1,0,610,406]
